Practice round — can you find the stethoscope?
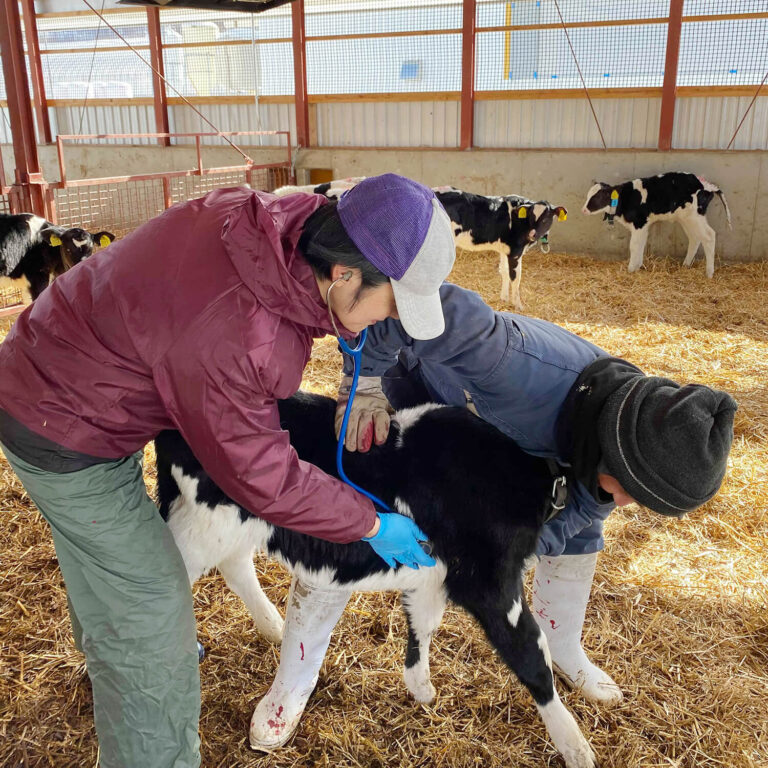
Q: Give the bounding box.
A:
[326,273,393,513]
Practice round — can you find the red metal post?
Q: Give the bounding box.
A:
[658,0,684,151]
[147,7,171,147]
[460,0,477,150]
[291,0,311,148]
[0,0,48,216]
[20,0,52,144]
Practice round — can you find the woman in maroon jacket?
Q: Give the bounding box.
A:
[0,174,456,767]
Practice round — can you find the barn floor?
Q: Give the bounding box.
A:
[1,249,766,768]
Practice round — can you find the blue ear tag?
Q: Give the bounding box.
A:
[610,190,619,209]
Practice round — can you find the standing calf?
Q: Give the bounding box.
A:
[436,188,566,310]
[582,172,731,277]
[0,213,114,303]
[274,179,567,309]
[155,392,595,768]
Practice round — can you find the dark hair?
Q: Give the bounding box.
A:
[299,202,390,300]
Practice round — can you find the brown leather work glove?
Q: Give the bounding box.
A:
[335,375,393,452]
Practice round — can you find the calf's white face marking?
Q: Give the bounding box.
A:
[582,183,608,215]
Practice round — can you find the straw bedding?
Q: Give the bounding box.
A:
[1,249,766,768]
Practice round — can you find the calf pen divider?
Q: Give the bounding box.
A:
[1,130,294,318]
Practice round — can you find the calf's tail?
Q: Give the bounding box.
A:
[716,190,732,230]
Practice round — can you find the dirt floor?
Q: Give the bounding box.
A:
[1,249,766,768]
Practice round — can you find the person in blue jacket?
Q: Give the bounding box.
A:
[331,282,736,705]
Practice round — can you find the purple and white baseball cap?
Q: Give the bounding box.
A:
[337,173,455,340]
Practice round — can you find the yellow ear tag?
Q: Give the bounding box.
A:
[517,207,527,219]
[49,235,62,247]
[558,210,567,221]
[610,190,619,200]
[99,235,112,247]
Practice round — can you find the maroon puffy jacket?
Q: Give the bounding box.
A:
[0,187,376,543]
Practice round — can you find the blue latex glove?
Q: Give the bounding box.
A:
[362,512,436,570]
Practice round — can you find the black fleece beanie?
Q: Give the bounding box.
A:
[597,377,738,517]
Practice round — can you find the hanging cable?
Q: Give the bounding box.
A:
[78,0,105,136]
[250,12,264,145]
[552,0,608,150]
[80,0,254,164]
[726,69,768,150]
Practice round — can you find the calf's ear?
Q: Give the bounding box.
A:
[93,231,116,247]
[555,206,568,221]
[40,227,63,247]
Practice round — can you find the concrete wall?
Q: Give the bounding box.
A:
[297,148,767,263]
[0,143,290,183]
[3,143,766,261]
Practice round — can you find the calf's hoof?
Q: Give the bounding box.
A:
[258,615,284,645]
[403,666,436,704]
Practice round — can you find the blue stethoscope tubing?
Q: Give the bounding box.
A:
[335,328,393,512]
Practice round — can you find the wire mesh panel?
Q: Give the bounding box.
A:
[679,1,767,87]
[475,0,670,92]
[0,55,12,144]
[37,10,151,100]
[54,180,167,239]
[305,0,463,94]
[159,6,294,98]
[170,165,289,203]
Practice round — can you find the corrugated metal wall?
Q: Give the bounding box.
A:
[0,109,11,145]
[475,97,663,149]
[168,102,296,147]
[315,100,460,148]
[673,96,768,151]
[49,104,156,143]
[6,96,767,151]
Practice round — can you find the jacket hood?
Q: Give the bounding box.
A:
[221,188,353,338]
[555,355,644,500]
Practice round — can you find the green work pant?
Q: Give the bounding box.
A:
[2,444,201,768]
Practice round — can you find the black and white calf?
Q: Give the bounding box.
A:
[435,188,567,310]
[155,392,595,768]
[582,172,731,278]
[275,179,566,310]
[0,213,115,303]
[273,177,366,200]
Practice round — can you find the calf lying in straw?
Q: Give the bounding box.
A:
[155,392,595,768]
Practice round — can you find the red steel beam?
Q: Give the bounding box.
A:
[20,0,52,144]
[460,0,477,150]
[146,7,171,147]
[291,0,311,148]
[0,0,48,216]
[658,0,684,151]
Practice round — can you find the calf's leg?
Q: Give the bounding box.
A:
[250,577,352,751]
[627,226,649,273]
[679,217,702,268]
[700,219,717,278]
[460,592,595,768]
[218,552,284,643]
[508,255,524,312]
[498,251,512,303]
[401,584,448,703]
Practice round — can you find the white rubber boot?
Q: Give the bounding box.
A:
[249,578,352,751]
[532,552,623,706]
